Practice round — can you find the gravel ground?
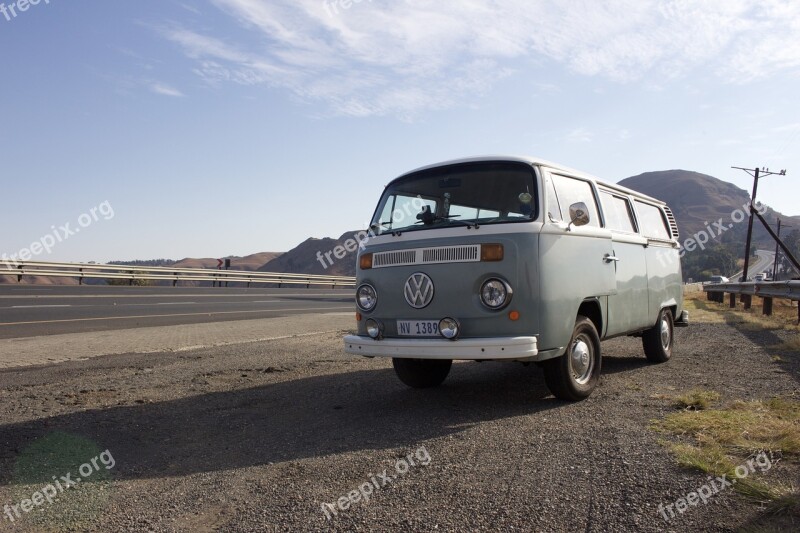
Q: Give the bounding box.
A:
[0,316,797,532]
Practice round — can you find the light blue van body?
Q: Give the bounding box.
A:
[344,156,685,364]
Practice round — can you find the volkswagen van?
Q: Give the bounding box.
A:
[343,156,688,400]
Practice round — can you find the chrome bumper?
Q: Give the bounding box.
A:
[343,335,538,361]
[675,310,689,328]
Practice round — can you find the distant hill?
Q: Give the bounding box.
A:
[5,169,798,285]
[618,170,800,247]
[171,252,282,272]
[259,232,363,277]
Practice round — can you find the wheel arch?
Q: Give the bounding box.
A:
[578,298,603,336]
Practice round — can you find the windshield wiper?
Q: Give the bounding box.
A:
[413,216,479,230]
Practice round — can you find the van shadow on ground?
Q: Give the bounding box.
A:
[0,362,567,486]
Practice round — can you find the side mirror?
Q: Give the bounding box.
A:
[567,202,590,231]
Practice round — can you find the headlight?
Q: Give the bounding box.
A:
[480,278,513,310]
[356,284,378,311]
[439,317,460,340]
[365,318,384,339]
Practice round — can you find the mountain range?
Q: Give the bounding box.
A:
[3,169,796,284]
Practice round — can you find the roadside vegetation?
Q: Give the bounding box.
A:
[654,392,800,524]
[683,287,800,336]
[654,288,800,528]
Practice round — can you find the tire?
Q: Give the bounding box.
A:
[392,358,452,388]
[543,316,601,401]
[643,308,674,363]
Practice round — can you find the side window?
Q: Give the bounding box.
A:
[599,191,636,233]
[635,201,671,239]
[545,178,562,221]
[551,174,600,227]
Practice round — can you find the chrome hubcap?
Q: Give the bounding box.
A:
[570,337,593,385]
[660,319,671,350]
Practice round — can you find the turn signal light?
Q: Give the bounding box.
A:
[360,253,373,270]
[509,311,520,321]
[481,244,504,262]
[356,312,362,322]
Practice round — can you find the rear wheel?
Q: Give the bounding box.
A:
[643,308,673,363]
[543,316,601,401]
[392,358,452,388]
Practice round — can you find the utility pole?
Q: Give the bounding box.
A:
[732,166,786,281]
[772,219,791,280]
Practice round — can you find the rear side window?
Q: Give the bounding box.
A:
[635,201,671,240]
[599,191,636,233]
[551,174,600,228]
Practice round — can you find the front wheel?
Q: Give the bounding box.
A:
[543,316,601,401]
[392,358,452,388]
[643,308,674,363]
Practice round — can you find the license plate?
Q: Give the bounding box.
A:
[397,320,439,337]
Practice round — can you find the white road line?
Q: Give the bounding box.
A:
[10,305,72,309]
[0,306,354,326]
[0,293,351,300]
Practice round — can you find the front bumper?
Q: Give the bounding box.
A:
[675,310,689,328]
[343,335,538,361]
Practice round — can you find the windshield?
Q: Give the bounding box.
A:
[371,161,538,234]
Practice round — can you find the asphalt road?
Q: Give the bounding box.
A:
[0,286,354,339]
[731,249,776,281]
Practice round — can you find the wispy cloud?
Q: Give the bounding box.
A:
[150,83,185,97]
[158,0,800,117]
[565,127,593,143]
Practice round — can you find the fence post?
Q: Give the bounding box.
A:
[763,297,773,316]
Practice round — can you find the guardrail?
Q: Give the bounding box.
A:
[0,260,356,288]
[704,280,800,322]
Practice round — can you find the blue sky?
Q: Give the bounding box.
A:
[2,0,799,262]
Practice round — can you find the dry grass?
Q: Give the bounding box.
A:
[684,290,800,334]
[674,389,721,410]
[772,336,800,353]
[654,396,800,505]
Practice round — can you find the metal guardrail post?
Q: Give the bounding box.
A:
[742,294,752,309]
[17,265,22,283]
[763,297,773,316]
[729,293,736,308]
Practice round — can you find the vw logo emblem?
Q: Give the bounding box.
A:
[404,273,435,309]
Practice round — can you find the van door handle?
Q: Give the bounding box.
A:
[604,254,621,263]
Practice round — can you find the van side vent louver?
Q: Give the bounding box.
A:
[663,206,680,240]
